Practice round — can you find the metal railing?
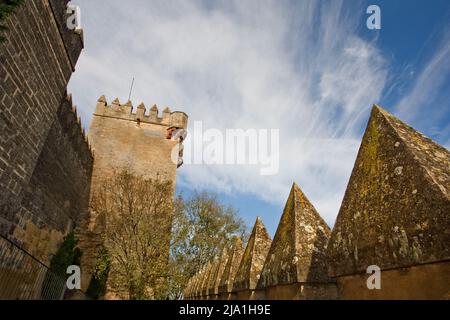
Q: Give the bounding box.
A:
[0,234,66,300]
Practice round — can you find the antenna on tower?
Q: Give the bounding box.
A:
[128,77,135,102]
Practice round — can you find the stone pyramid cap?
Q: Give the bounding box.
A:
[258,183,332,289]
[218,237,245,294]
[189,276,196,297]
[207,257,220,294]
[193,267,204,297]
[111,97,120,105]
[184,278,193,298]
[201,261,213,295]
[210,247,229,295]
[327,105,450,277]
[233,217,272,291]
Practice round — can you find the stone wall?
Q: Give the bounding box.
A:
[0,93,93,299]
[185,105,449,300]
[13,94,93,265]
[0,0,83,244]
[0,0,88,300]
[335,261,450,300]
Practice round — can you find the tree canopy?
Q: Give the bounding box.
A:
[168,191,248,299]
[90,170,248,300]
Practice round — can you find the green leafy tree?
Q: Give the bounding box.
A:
[167,191,248,300]
[86,249,110,299]
[91,170,174,300]
[41,232,82,299]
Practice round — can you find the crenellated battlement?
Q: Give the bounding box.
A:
[58,93,94,168]
[94,96,188,129]
[185,105,450,301]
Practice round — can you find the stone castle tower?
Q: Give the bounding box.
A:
[77,96,188,294]
[89,96,188,184]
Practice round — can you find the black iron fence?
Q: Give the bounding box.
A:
[0,234,66,300]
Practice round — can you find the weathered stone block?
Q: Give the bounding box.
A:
[258,183,337,300]
[218,237,245,300]
[327,105,450,299]
[233,218,272,298]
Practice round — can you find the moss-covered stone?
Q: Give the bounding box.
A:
[206,259,219,296]
[258,183,333,289]
[200,261,212,297]
[209,248,228,296]
[233,218,272,292]
[218,238,244,295]
[327,105,450,277]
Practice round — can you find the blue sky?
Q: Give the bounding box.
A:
[69,0,450,236]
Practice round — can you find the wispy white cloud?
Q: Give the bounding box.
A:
[395,31,450,125]
[69,0,391,227]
